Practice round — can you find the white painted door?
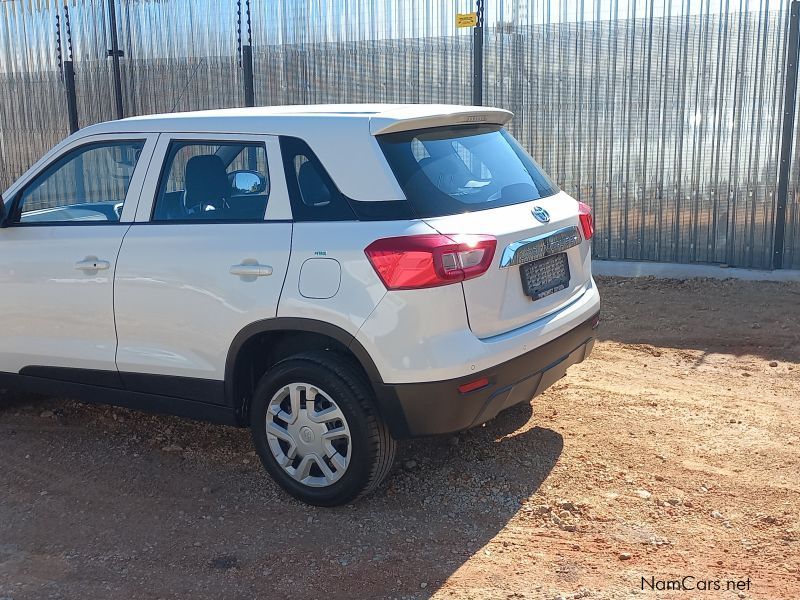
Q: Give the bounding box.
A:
[113,134,293,397]
[0,134,157,374]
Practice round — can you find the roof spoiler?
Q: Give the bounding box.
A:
[369,106,513,136]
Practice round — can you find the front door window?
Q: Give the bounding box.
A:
[15,141,145,224]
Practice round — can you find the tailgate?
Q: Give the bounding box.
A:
[424,192,592,339]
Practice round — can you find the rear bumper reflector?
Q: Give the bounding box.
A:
[457,377,490,395]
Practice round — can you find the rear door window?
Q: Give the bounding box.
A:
[152,141,269,222]
[377,124,559,218]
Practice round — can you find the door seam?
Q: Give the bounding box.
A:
[112,223,134,376]
[113,134,161,376]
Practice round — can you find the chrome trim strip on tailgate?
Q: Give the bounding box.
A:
[499,226,582,268]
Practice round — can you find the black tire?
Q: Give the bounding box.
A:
[249,351,396,506]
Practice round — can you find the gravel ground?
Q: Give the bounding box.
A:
[0,276,798,599]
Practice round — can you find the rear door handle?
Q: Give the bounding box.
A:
[75,258,111,271]
[230,263,273,277]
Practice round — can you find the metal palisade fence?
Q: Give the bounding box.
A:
[0,0,799,270]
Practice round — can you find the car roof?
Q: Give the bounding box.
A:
[79,104,513,137]
[58,104,514,203]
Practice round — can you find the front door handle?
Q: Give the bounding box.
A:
[230,263,273,277]
[75,257,111,271]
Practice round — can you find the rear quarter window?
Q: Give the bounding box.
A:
[279,136,417,222]
[279,136,356,222]
[377,124,559,218]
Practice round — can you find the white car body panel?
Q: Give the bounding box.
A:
[0,225,129,373]
[0,133,157,374]
[114,133,292,382]
[355,277,600,384]
[424,191,593,339]
[113,221,293,381]
[277,220,435,335]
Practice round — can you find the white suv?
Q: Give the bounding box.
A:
[0,105,600,506]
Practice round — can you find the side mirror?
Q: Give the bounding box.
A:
[229,170,267,195]
[0,196,6,228]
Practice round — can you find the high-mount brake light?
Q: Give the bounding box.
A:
[364,234,497,290]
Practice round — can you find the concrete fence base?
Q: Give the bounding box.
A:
[593,260,800,282]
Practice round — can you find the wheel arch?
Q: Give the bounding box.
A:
[224,317,385,425]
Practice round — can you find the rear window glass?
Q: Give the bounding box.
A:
[377,124,559,218]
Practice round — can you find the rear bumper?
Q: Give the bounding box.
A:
[374,311,600,438]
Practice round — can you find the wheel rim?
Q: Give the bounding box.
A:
[265,382,352,488]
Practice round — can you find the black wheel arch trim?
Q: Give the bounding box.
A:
[224,316,386,407]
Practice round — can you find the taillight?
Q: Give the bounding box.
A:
[364,234,497,290]
[578,201,594,241]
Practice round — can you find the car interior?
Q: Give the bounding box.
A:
[153,143,270,222]
[295,156,333,207]
[15,140,339,224]
[16,142,142,224]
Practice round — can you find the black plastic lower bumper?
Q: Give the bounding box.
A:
[373,311,600,439]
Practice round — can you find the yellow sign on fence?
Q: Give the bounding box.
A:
[456,12,478,28]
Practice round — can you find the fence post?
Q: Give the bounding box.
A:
[64,61,79,133]
[775,0,800,269]
[242,45,255,107]
[472,0,484,106]
[107,0,125,120]
[57,9,79,133]
[238,0,255,107]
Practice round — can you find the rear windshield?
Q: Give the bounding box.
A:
[377,124,559,218]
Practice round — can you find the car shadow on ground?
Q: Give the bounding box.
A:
[0,393,561,599]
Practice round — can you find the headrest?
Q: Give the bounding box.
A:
[185,154,229,210]
[298,161,332,207]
